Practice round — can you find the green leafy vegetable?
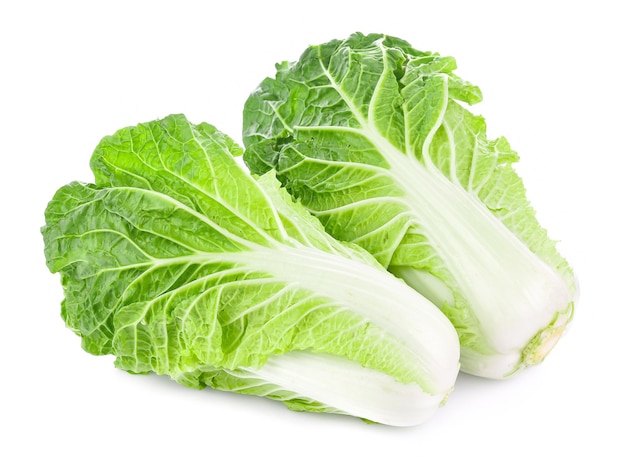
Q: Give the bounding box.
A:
[242,32,577,378]
[42,114,460,426]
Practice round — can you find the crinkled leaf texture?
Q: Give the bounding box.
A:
[42,114,460,426]
[243,32,577,378]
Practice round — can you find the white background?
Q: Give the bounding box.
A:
[2,1,624,458]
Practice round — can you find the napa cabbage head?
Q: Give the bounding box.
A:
[242,32,577,379]
[42,114,460,426]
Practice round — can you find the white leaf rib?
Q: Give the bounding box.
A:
[442,118,461,186]
[113,185,259,249]
[313,195,407,217]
